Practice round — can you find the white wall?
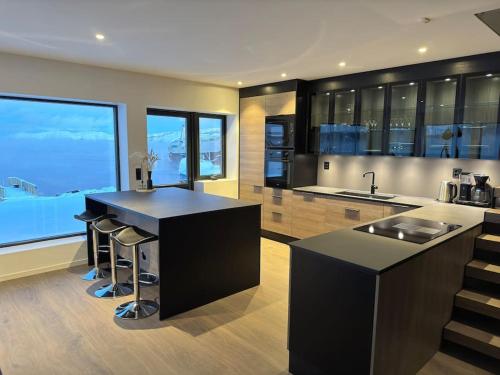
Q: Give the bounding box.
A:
[317,155,500,199]
[0,52,239,281]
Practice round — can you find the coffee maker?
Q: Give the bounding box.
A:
[471,174,493,207]
[458,172,473,201]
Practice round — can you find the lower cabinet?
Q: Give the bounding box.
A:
[262,187,292,236]
[239,185,417,239]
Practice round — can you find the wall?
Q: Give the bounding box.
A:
[0,52,239,281]
[194,179,238,199]
[317,155,500,199]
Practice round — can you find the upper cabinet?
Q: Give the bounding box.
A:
[459,74,500,160]
[265,91,296,116]
[422,78,458,158]
[359,86,385,155]
[388,82,419,156]
[311,70,500,160]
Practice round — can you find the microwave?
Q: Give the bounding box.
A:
[265,115,295,149]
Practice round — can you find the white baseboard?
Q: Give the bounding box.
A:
[0,236,88,283]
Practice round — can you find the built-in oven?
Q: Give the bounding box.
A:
[265,149,294,189]
[265,115,295,149]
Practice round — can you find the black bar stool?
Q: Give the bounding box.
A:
[92,218,133,298]
[112,226,159,319]
[74,210,112,281]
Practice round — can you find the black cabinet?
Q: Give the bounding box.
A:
[388,82,419,156]
[458,73,500,160]
[422,78,458,158]
[359,86,385,155]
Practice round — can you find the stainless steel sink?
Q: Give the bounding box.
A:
[336,190,396,200]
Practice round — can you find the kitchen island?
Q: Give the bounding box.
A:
[288,201,487,375]
[85,188,261,320]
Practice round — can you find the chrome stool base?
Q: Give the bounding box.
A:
[115,300,159,320]
[116,258,133,269]
[128,272,159,285]
[95,282,133,298]
[82,267,109,281]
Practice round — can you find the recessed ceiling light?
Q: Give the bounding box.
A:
[281,73,287,78]
[377,86,383,89]
[402,96,406,100]
[409,82,415,86]
[237,81,243,86]
[418,46,427,54]
[338,61,346,67]
[95,33,105,40]
[445,78,451,82]
[486,73,493,77]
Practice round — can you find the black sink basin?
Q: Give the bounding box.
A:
[336,191,396,200]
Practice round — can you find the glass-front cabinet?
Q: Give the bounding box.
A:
[388,82,419,156]
[310,71,500,160]
[359,86,385,155]
[459,73,500,159]
[423,78,458,158]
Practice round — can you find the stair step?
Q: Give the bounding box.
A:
[484,209,500,225]
[476,234,500,254]
[455,289,500,320]
[443,320,500,360]
[466,260,500,285]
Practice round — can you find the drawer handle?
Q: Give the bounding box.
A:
[272,195,283,199]
[345,208,360,213]
[272,211,282,221]
[303,193,315,201]
[272,211,282,216]
[253,185,263,192]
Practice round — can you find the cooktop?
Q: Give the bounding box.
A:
[354,216,462,244]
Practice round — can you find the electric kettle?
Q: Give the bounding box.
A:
[438,180,458,203]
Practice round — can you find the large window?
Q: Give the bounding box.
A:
[146,109,226,187]
[0,97,119,247]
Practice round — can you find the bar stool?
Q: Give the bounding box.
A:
[91,218,133,298]
[112,226,159,319]
[74,210,112,281]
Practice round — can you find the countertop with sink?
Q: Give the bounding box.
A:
[290,185,488,273]
[293,185,437,208]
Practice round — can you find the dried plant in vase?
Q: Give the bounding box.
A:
[145,149,160,190]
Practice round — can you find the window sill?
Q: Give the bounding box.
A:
[0,235,86,255]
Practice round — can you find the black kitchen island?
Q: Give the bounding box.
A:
[85,188,261,320]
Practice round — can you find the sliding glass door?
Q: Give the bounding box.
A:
[146,109,226,189]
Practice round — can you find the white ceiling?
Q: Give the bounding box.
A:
[0,0,499,88]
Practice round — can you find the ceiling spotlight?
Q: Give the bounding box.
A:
[338,61,346,67]
[445,78,451,82]
[95,33,105,40]
[418,46,427,54]
[237,81,243,86]
[281,73,287,78]
[402,96,406,100]
[409,82,415,85]
[486,73,493,77]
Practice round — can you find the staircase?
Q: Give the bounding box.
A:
[442,209,500,365]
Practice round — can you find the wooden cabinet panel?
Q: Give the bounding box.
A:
[383,204,415,217]
[263,187,292,214]
[265,92,296,116]
[291,192,328,239]
[325,196,384,231]
[239,183,263,204]
[240,96,265,187]
[262,209,292,236]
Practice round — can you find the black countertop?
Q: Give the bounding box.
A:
[86,188,259,220]
[290,203,487,274]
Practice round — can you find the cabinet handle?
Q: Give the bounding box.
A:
[303,193,315,201]
[272,195,283,199]
[253,185,263,193]
[345,208,360,213]
[272,211,282,216]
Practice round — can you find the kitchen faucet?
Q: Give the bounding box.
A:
[363,171,378,195]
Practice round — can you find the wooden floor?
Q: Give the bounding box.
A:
[0,238,494,374]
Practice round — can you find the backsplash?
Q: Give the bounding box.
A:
[317,155,500,199]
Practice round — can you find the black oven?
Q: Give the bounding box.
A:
[265,150,294,189]
[265,115,295,149]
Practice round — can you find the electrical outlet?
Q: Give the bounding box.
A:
[324,161,330,170]
[452,168,462,179]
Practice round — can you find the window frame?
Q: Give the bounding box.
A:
[0,95,120,248]
[194,113,227,180]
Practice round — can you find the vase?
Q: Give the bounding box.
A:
[146,170,153,190]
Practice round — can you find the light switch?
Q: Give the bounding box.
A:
[324,161,330,170]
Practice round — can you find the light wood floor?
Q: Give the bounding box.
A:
[0,238,493,375]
